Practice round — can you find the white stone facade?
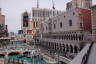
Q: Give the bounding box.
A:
[37,8,92,57]
[40,8,91,35]
[41,8,79,34]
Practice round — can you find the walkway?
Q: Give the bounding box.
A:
[68,43,91,64]
[87,43,96,64]
[40,53,57,63]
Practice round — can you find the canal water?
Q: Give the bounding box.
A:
[7,55,56,64]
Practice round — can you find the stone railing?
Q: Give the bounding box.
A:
[81,42,94,64]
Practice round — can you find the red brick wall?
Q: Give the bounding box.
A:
[77,8,92,32]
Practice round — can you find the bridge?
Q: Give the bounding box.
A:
[0,41,38,57]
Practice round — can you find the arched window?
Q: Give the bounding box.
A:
[69,20,72,26]
[55,43,56,50]
[81,34,84,40]
[76,34,78,40]
[73,35,75,40]
[74,45,78,53]
[70,35,72,40]
[63,44,65,52]
[79,35,82,40]
[71,35,73,40]
[54,24,56,29]
[36,22,38,27]
[33,22,35,28]
[70,45,73,53]
[69,35,71,40]
[60,22,63,28]
[66,44,69,52]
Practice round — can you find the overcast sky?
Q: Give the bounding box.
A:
[0,0,96,33]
